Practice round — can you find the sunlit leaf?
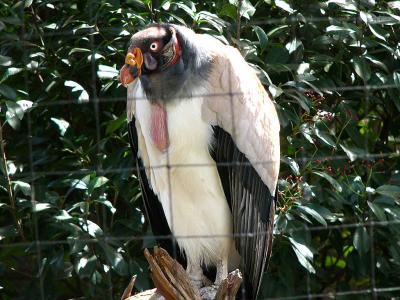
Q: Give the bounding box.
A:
[87,176,109,194]
[12,180,31,196]
[32,202,52,213]
[281,156,300,175]
[289,237,315,273]
[51,118,70,136]
[0,55,12,66]
[313,171,342,192]
[275,0,295,13]
[65,80,89,103]
[97,65,118,79]
[314,127,336,148]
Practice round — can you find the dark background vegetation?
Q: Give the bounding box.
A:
[1,0,400,299]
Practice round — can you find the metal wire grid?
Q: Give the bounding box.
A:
[3,5,400,300]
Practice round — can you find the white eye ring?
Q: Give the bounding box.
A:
[150,42,159,51]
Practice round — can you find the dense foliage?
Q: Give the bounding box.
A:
[1,0,400,299]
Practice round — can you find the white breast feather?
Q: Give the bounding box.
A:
[130,81,233,266]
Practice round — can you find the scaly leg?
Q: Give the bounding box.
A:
[186,263,204,289]
[199,257,229,300]
[215,256,228,285]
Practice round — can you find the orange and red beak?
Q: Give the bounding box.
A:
[120,47,144,87]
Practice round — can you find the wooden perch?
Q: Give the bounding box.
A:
[121,246,243,300]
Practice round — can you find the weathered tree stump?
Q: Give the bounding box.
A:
[121,246,243,300]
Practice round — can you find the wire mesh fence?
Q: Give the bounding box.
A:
[1,1,400,299]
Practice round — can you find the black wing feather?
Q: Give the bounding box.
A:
[212,126,276,300]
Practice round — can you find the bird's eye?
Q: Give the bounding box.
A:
[150,42,160,52]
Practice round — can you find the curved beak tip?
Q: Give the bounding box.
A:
[120,65,135,87]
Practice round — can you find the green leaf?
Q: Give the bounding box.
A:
[376,185,400,200]
[105,115,126,135]
[267,25,290,37]
[5,101,24,129]
[295,205,327,227]
[17,100,33,112]
[288,237,315,273]
[0,225,18,240]
[359,11,373,24]
[0,55,12,66]
[12,180,31,196]
[285,37,302,54]
[364,54,389,73]
[367,201,386,221]
[220,4,237,20]
[353,227,370,254]
[24,0,33,7]
[281,156,300,175]
[0,67,23,84]
[253,26,268,52]
[87,176,109,194]
[99,242,128,276]
[289,92,311,113]
[326,25,356,34]
[327,0,357,10]
[340,144,367,162]
[65,80,89,103]
[50,118,70,136]
[300,123,314,144]
[54,210,73,221]
[265,46,289,64]
[229,0,255,19]
[70,179,88,190]
[94,198,116,214]
[313,171,342,192]
[314,127,336,148]
[80,219,103,237]
[32,202,52,213]
[68,48,91,56]
[393,71,400,88]
[0,84,17,99]
[75,255,97,277]
[351,57,371,82]
[306,203,336,222]
[97,65,118,80]
[368,24,388,42]
[240,0,256,19]
[275,0,295,13]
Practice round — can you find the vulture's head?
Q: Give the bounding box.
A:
[120,24,212,101]
[120,24,183,86]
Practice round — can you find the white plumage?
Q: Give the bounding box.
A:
[128,82,234,272]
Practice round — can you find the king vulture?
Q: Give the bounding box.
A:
[120,23,280,299]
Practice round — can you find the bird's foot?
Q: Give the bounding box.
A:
[190,274,212,289]
[199,284,219,300]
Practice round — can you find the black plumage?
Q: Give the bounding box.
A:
[212,126,276,299]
